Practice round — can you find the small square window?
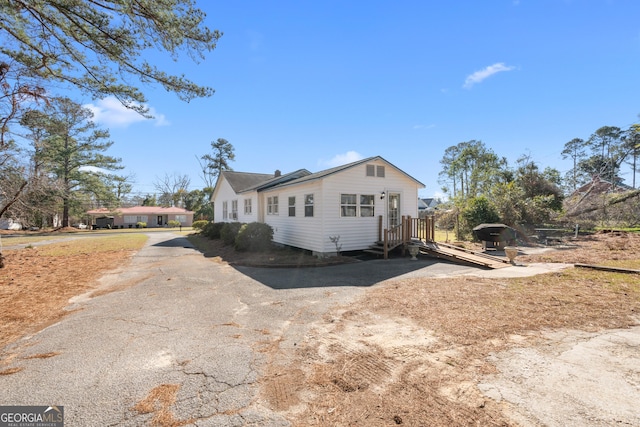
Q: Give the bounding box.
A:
[366,164,375,176]
[376,165,385,177]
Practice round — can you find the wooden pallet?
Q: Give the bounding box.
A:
[419,241,511,269]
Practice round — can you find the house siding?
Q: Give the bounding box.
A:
[261,181,325,253]
[213,178,241,222]
[318,160,419,253]
[210,157,424,256]
[261,160,420,254]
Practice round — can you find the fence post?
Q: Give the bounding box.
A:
[383,228,388,260]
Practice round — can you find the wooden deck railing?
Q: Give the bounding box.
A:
[378,215,435,259]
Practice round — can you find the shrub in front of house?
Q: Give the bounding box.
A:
[192,220,209,231]
[220,222,244,245]
[167,220,181,228]
[235,222,274,252]
[136,222,147,228]
[202,222,224,239]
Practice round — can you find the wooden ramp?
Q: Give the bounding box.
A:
[418,241,511,269]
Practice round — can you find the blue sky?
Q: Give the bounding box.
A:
[83,0,640,199]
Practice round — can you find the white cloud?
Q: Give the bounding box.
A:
[83,96,170,128]
[463,62,516,89]
[319,151,364,168]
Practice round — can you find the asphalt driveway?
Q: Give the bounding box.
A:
[0,232,566,426]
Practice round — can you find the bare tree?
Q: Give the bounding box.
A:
[154,173,191,207]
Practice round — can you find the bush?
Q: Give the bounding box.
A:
[136,221,147,228]
[167,220,181,228]
[202,222,224,239]
[220,222,244,245]
[235,222,274,252]
[461,196,500,239]
[192,220,209,231]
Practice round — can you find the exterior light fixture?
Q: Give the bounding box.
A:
[380,191,386,199]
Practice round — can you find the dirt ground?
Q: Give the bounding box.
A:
[1,230,639,426]
[259,232,640,426]
[0,229,142,352]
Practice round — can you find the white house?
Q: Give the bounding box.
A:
[211,156,425,257]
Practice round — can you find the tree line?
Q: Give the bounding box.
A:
[438,125,640,238]
[0,1,220,229]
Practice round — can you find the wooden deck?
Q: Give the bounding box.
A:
[372,216,511,269]
[419,241,511,269]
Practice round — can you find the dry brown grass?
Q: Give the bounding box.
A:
[133,384,193,427]
[0,234,146,350]
[261,232,640,426]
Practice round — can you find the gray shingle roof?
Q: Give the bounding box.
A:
[222,171,275,193]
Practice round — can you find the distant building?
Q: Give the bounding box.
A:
[86,206,194,228]
[418,197,440,216]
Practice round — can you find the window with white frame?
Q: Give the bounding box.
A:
[288,196,295,217]
[340,194,357,217]
[124,215,148,223]
[244,198,252,215]
[231,200,238,220]
[175,215,187,223]
[222,201,228,220]
[267,196,279,215]
[304,194,314,217]
[360,195,375,217]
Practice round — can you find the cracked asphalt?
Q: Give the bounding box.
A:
[0,231,557,426]
[0,232,370,426]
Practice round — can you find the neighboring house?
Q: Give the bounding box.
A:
[87,206,194,228]
[571,176,633,196]
[211,156,425,256]
[418,197,440,215]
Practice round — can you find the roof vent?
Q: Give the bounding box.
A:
[274,170,281,177]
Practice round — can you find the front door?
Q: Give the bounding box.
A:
[387,193,400,228]
[157,215,163,226]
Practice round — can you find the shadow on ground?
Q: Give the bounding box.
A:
[233,257,472,290]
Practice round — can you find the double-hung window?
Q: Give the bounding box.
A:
[360,195,375,217]
[267,196,279,215]
[304,194,314,217]
[244,198,252,215]
[222,201,228,220]
[340,194,357,217]
[288,196,296,217]
[231,200,238,220]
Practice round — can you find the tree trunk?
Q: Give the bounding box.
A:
[62,196,70,228]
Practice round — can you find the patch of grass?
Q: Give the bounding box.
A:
[0,235,72,246]
[38,234,147,256]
